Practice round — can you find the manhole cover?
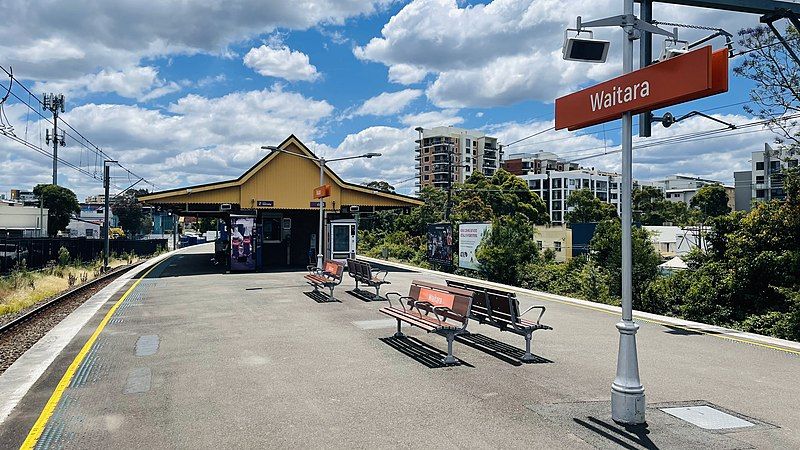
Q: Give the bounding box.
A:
[661,406,755,430]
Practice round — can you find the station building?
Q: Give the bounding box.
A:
[140,135,422,271]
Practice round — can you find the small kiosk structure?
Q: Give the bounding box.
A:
[140,135,421,271]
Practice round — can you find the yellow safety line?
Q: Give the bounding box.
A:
[20,259,165,450]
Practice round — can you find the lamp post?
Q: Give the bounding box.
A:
[261,145,381,268]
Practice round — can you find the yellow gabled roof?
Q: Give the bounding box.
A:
[139,135,422,209]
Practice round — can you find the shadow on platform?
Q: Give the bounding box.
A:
[379,335,473,369]
[456,333,553,366]
[345,289,386,302]
[145,252,226,279]
[303,291,341,303]
[573,417,657,450]
[365,261,419,273]
[661,325,703,336]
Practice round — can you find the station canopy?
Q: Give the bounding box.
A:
[139,135,422,214]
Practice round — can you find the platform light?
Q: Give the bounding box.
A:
[562,18,610,63]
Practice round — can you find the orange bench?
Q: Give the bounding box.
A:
[379,280,474,365]
[305,260,344,301]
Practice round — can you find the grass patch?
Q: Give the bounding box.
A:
[0,253,142,317]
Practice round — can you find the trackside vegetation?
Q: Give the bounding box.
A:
[359,168,800,342]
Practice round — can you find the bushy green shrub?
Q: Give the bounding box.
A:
[58,246,71,266]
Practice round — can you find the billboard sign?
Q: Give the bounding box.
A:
[458,223,491,270]
[427,223,453,266]
[555,46,728,131]
[230,216,256,271]
[313,184,331,199]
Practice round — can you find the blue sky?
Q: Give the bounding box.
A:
[0,0,786,199]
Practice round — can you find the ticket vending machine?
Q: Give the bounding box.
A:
[326,219,356,262]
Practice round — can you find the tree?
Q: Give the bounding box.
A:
[475,213,540,285]
[589,219,662,307]
[735,26,800,147]
[113,194,148,237]
[32,184,80,236]
[366,180,395,193]
[564,189,618,223]
[485,169,549,224]
[690,184,731,219]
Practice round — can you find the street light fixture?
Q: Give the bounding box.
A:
[261,145,381,268]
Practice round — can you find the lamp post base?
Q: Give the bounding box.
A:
[317,253,323,269]
[611,320,646,424]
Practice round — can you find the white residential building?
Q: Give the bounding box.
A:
[0,202,48,237]
[520,169,622,224]
[652,175,734,209]
[415,126,501,190]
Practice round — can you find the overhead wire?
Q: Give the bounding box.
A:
[0,66,156,189]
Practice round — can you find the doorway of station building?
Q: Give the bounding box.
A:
[259,210,318,269]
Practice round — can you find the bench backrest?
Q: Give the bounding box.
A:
[407,280,474,324]
[323,260,344,279]
[357,260,372,279]
[346,258,358,277]
[446,279,520,326]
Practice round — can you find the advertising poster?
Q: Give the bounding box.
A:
[427,223,453,266]
[458,223,491,270]
[230,216,256,271]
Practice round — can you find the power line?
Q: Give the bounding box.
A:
[0,65,155,189]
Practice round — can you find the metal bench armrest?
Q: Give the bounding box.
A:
[519,305,546,324]
[372,269,389,281]
[385,292,411,310]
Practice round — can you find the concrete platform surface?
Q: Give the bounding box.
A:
[1,244,798,449]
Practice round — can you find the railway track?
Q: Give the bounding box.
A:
[0,262,142,374]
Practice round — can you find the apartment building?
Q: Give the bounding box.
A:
[502,152,580,175]
[652,175,734,210]
[415,126,501,189]
[734,144,799,211]
[519,169,622,224]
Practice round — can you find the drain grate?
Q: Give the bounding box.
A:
[661,405,755,430]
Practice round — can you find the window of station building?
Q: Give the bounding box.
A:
[262,216,282,243]
[554,241,562,252]
[756,161,764,170]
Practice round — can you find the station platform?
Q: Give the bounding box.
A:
[0,244,798,449]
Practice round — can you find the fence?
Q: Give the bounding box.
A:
[0,237,167,274]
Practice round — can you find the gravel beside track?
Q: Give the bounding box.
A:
[0,265,134,375]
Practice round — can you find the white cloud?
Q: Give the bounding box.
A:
[243,45,320,81]
[353,89,423,116]
[0,86,335,198]
[322,126,419,192]
[400,109,463,127]
[1,0,391,81]
[356,0,760,108]
[32,66,181,101]
[388,64,428,85]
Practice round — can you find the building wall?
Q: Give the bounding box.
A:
[734,170,752,212]
[520,170,621,224]
[533,225,572,262]
[0,204,48,236]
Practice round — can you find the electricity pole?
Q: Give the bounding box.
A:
[42,93,66,185]
[103,160,117,271]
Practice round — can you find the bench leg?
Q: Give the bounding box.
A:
[443,333,458,365]
[328,286,335,301]
[522,332,535,363]
[393,319,405,338]
[374,285,381,300]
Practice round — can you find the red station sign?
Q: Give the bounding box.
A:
[313,184,331,199]
[555,46,728,131]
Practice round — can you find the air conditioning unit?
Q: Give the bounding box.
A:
[220,203,232,211]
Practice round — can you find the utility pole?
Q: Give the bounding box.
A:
[42,93,66,185]
[103,160,117,271]
[446,142,453,221]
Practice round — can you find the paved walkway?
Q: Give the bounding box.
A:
[1,244,798,449]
